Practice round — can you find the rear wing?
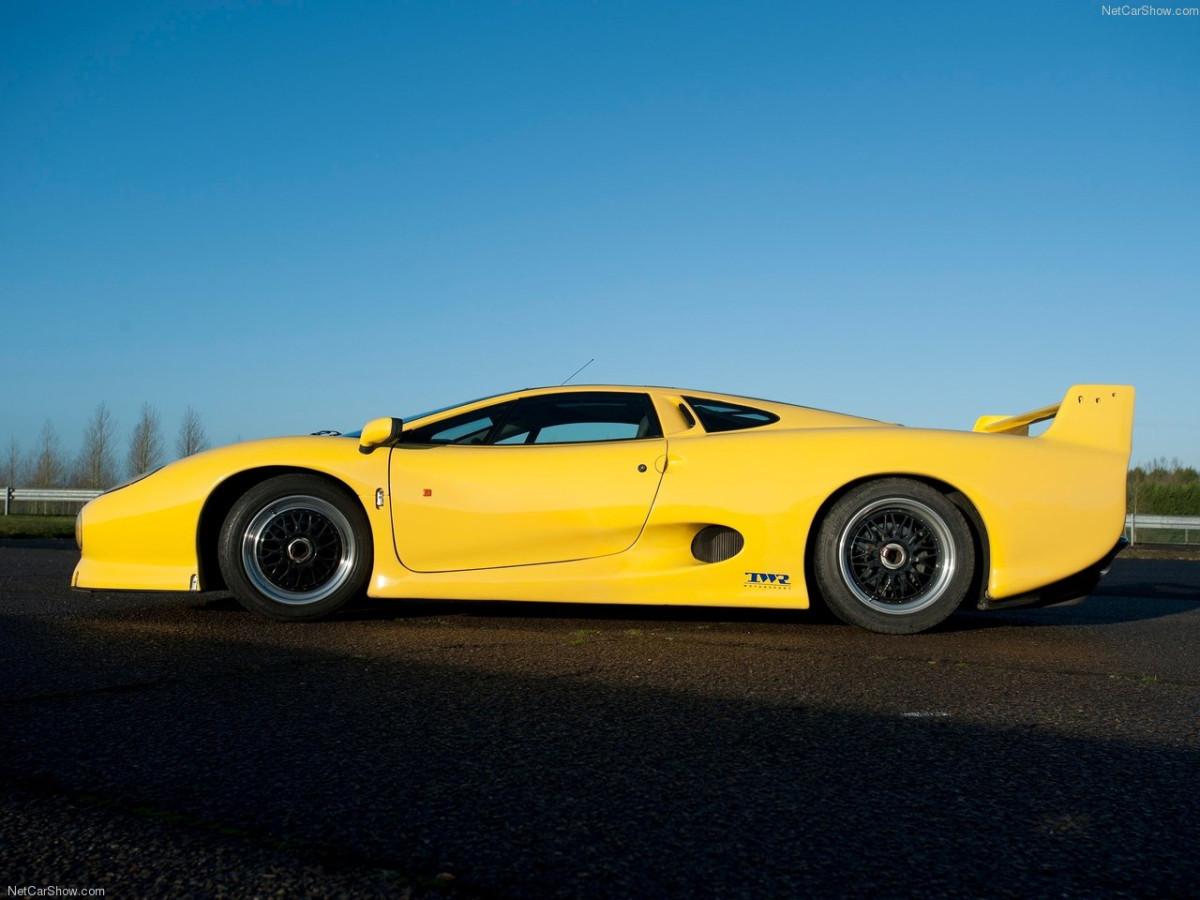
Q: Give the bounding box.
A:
[973,384,1135,454]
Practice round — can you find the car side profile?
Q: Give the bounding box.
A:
[73,383,1135,634]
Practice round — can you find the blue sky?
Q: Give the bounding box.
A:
[3,0,1197,469]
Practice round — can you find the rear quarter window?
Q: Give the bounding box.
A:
[681,396,780,433]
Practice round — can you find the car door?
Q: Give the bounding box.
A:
[389,391,667,572]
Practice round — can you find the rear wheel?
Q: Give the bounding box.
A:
[218,474,371,621]
[814,479,974,634]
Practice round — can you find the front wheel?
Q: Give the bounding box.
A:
[813,479,975,634]
[218,474,372,621]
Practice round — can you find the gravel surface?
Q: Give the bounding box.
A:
[2,545,1198,898]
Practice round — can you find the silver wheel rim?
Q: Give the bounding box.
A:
[241,495,356,606]
[837,497,956,616]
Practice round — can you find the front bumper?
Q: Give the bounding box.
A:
[977,538,1128,612]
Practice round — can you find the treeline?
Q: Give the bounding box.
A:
[4,402,210,491]
[1128,459,1200,516]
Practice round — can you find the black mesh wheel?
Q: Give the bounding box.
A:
[219,474,372,621]
[814,479,975,634]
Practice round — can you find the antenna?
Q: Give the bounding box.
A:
[560,358,595,385]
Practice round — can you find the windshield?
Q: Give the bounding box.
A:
[402,392,507,426]
[335,392,510,439]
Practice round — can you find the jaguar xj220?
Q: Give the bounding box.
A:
[73,383,1134,634]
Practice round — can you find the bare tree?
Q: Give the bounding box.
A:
[176,406,210,458]
[77,402,119,489]
[32,421,66,488]
[127,403,164,477]
[4,436,22,488]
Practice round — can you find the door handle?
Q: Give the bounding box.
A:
[655,454,681,474]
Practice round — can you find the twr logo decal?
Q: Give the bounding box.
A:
[744,572,792,588]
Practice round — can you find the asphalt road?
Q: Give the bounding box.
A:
[2,542,1198,899]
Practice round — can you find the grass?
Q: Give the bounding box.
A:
[0,514,77,540]
[1122,543,1200,561]
[1126,528,1199,544]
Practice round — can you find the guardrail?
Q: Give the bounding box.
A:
[1125,514,1200,544]
[2,487,104,515]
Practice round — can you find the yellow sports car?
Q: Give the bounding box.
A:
[73,383,1134,634]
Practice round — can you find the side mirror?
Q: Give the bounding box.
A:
[358,417,403,454]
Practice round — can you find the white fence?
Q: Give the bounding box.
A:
[1125,514,1200,544]
[2,487,105,515]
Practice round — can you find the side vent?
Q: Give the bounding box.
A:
[691,526,745,563]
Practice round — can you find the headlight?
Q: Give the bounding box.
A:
[75,510,83,552]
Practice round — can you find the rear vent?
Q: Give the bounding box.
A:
[691,526,745,563]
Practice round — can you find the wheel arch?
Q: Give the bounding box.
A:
[196,466,366,591]
[803,474,991,610]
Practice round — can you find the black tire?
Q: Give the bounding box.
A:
[218,474,372,621]
[813,479,975,635]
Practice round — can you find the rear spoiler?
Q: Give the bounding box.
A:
[973,384,1135,454]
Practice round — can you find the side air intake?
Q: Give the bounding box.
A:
[691,526,745,563]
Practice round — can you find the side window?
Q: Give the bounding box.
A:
[681,396,780,433]
[492,393,662,445]
[402,402,513,445]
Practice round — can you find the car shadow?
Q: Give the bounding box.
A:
[193,559,1200,631]
[196,591,839,627]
